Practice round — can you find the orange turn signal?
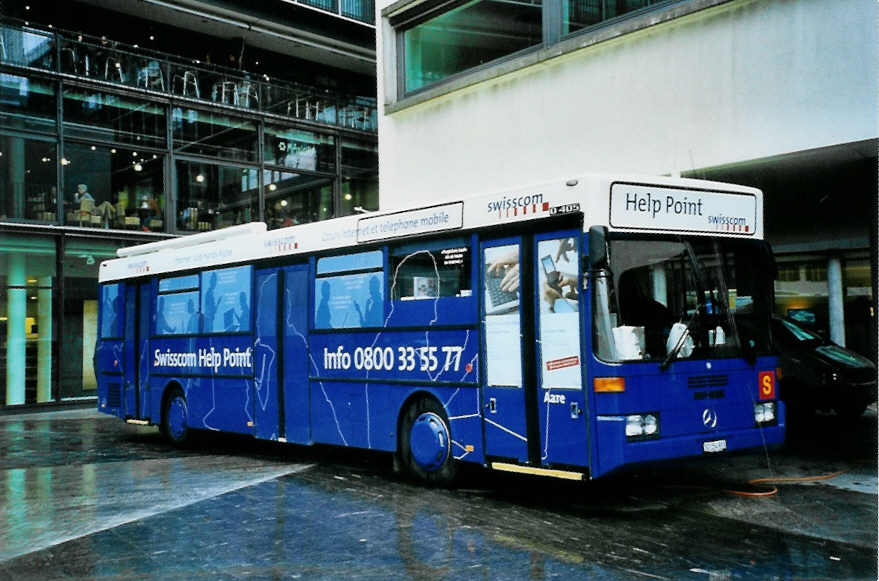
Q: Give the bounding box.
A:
[594,377,625,393]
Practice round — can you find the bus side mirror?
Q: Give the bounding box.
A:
[588,226,609,270]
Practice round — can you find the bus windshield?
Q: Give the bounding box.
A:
[593,235,774,363]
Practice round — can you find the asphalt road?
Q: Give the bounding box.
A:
[0,406,875,580]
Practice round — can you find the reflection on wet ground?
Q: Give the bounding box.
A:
[0,408,876,580]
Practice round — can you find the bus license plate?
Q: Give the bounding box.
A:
[703,439,727,454]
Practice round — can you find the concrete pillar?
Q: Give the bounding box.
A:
[6,253,26,405]
[651,263,668,306]
[827,256,846,347]
[37,276,52,403]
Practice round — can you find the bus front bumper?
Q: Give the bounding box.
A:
[594,416,785,478]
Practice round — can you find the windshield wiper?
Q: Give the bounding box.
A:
[660,240,703,371]
[660,313,697,371]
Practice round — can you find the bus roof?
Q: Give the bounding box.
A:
[99,173,763,282]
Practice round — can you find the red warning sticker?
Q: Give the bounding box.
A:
[546,356,580,371]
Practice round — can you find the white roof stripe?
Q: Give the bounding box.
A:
[99,173,763,283]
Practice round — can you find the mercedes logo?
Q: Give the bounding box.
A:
[702,408,718,428]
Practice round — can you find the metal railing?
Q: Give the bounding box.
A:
[298,0,376,24]
[0,21,377,133]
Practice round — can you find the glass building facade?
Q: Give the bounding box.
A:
[0,16,378,408]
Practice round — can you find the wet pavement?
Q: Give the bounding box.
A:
[0,407,876,579]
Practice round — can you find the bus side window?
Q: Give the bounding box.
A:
[155,274,202,336]
[315,251,385,329]
[100,283,123,339]
[389,238,471,301]
[200,265,252,333]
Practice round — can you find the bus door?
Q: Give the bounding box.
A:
[533,231,588,468]
[121,283,150,419]
[480,236,533,463]
[253,265,310,443]
[281,264,310,444]
[253,268,281,440]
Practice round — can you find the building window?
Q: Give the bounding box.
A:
[0,73,57,134]
[0,24,55,71]
[63,143,165,232]
[175,160,259,232]
[804,262,827,282]
[172,108,258,162]
[263,125,335,173]
[0,135,57,223]
[63,89,166,148]
[0,234,57,405]
[776,263,799,282]
[565,0,662,34]
[402,0,543,93]
[340,140,378,216]
[391,0,686,101]
[61,239,122,400]
[264,171,333,229]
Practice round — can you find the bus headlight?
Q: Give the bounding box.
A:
[625,413,660,440]
[754,402,776,426]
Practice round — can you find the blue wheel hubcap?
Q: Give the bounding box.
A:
[410,412,450,472]
[167,396,188,440]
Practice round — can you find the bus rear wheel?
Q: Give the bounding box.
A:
[399,397,457,486]
[162,389,190,446]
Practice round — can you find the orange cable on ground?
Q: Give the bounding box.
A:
[724,469,850,498]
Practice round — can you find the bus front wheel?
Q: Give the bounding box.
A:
[399,397,457,486]
[162,389,190,446]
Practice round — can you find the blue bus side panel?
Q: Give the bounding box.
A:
[253,269,280,440]
[482,386,529,462]
[138,283,152,421]
[385,296,477,328]
[283,265,311,444]
[149,335,255,435]
[123,285,138,417]
[148,375,253,436]
[439,385,484,464]
[95,339,124,418]
[310,381,370,448]
[309,330,479,384]
[308,382,484,463]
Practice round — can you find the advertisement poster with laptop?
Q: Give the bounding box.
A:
[483,244,522,387]
[537,237,582,389]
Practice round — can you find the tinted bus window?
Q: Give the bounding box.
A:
[100,283,123,338]
[158,274,199,293]
[156,291,199,335]
[317,250,383,275]
[390,238,471,300]
[315,251,385,329]
[201,266,252,333]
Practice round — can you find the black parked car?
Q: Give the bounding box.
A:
[771,316,877,419]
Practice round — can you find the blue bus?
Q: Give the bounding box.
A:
[96,174,784,483]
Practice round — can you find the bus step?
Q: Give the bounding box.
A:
[490,462,583,481]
